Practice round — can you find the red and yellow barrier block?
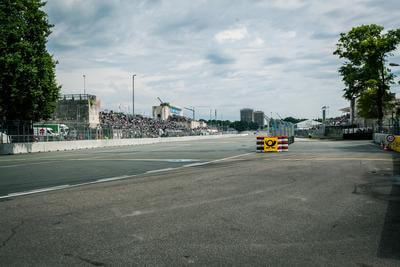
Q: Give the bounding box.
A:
[256,136,289,152]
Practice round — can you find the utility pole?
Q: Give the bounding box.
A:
[83,74,86,95]
[132,74,136,115]
[215,109,217,120]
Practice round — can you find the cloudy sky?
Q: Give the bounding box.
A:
[44,0,400,120]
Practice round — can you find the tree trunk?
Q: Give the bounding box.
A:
[377,57,385,132]
[377,87,383,132]
[350,97,355,125]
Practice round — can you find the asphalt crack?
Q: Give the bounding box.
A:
[0,220,24,249]
[77,256,105,266]
[64,253,105,266]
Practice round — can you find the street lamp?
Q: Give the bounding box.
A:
[389,62,400,134]
[132,74,136,116]
[83,74,86,95]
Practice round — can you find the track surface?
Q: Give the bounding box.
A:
[1,136,400,266]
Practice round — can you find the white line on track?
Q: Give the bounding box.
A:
[146,168,175,174]
[0,158,201,168]
[0,152,253,199]
[0,161,59,168]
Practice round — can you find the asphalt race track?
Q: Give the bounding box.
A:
[1,136,400,266]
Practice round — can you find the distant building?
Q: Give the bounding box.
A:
[152,103,183,121]
[52,94,100,128]
[296,119,322,130]
[190,120,207,129]
[240,108,254,122]
[253,111,265,128]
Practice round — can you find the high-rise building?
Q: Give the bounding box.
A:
[240,108,254,122]
[253,111,265,128]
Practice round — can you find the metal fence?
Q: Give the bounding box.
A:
[0,120,227,144]
[294,123,400,140]
[269,120,295,137]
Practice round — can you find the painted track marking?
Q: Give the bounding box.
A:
[0,152,253,199]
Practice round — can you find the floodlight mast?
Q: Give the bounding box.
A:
[132,74,136,115]
[264,114,271,136]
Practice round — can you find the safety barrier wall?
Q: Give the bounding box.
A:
[373,133,400,152]
[0,134,248,155]
[373,133,390,145]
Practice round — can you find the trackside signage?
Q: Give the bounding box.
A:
[263,137,279,152]
[256,136,289,152]
[389,135,400,152]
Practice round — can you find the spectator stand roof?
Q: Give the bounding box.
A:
[296,119,322,130]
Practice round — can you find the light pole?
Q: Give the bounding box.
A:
[132,74,136,116]
[83,75,86,95]
[389,62,400,134]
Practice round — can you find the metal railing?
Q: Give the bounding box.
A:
[0,120,223,144]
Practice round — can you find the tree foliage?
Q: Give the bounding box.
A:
[0,0,60,121]
[230,120,259,131]
[207,120,259,131]
[357,88,395,119]
[334,24,400,126]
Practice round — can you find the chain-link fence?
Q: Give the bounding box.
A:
[294,123,400,140]
[0,120,226,144]
[269,119,295,137]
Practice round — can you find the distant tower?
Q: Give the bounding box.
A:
[240,108,254,122]
[253,111,265,128]
[322,106,328,123]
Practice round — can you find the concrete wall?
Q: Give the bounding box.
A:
[0,134,248,155]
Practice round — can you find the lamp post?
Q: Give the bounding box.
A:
[83,74,86,95]
[132,74,136,116]
[389,63,399,134]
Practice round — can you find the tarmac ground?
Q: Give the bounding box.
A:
[0,136,400,266]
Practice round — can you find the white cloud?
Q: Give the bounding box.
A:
[248,37,265,47]
[176,60,206,71]
[44,0,400,120]
[215,26,248,43]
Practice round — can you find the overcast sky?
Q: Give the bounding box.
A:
[44,0,400,120]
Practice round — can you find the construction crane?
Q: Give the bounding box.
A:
[184,107,195,120]
[157,97,163,104]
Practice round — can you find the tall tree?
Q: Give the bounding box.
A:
[0,0,60,121]
[357,87,395,119]
[338,63,363,124]
[334,24,400,129]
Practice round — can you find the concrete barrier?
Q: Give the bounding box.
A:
[373,133,390,145]
[0,134,248,155]
[373,133,400,152]
[256,136,289,152]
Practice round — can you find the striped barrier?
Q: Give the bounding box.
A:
[256,136,289,152]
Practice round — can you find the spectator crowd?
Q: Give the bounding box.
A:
[324,114,350,126]
[99,111,210,138]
